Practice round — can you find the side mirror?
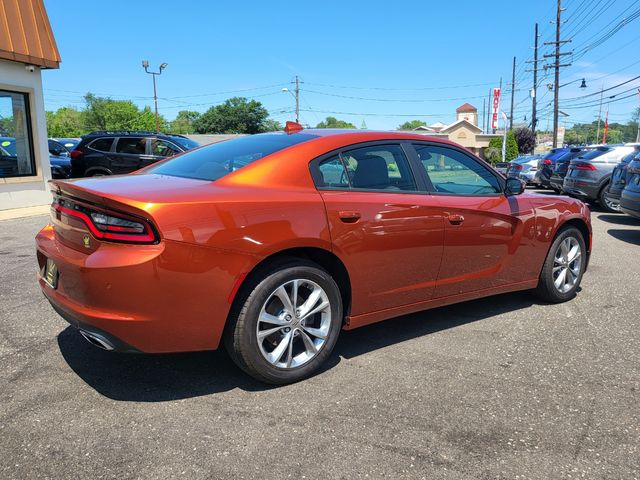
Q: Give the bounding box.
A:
[505,177,525,196]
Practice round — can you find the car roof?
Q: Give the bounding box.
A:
[81,130,189,139]
[271,129,465,148]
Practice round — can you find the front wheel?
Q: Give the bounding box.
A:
[534,226,586,303]
[599,184,620,213]
[224,261,342,384]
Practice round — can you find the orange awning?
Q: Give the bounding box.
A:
[0,0,61,69]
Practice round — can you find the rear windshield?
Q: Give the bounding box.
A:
[578,147,611,160]
[149,133,318,181]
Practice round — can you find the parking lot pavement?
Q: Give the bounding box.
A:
[1,202,639,480]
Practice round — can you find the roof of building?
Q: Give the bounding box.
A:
[456,103,477,113]
[0,0,60,69]
[440,119,483,134]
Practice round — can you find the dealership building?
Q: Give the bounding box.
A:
[406,103,501,158]
[0,0,60,211]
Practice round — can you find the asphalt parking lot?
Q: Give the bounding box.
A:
[1,196,639,479]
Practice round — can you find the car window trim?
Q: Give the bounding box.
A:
[309,140,430,194]
[408,141,506,197]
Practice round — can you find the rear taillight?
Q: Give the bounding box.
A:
[543,159,552,165]
[52,195,157,243]
[572,161,597,171]
[70,150,83,160]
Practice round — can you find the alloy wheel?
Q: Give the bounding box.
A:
[256,279,332,369]
[552,237,582,294]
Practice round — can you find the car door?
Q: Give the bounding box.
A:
[111,137,147,173]
[311,142,445,317]
[410,142,537,298]
[144,138,182,168]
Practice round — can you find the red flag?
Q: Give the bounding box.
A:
[602,110,609,144]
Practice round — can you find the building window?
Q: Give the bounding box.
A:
[0,90,35,178]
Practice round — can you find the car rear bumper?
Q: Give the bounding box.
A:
[562,178,600,201]
[36,224,255,353]
[549,175,565,191]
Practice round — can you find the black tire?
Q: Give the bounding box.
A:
[598,183,620,213]
[224,259,342,385]
[534,226,586,303]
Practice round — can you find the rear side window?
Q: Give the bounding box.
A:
[88,138,114,152]
[149,133,318,181]
[341,145,416,191]
[116,137,146,155]
[317,155,349,188]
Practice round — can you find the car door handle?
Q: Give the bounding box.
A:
[447,214,464,225]
[338,211,361,223]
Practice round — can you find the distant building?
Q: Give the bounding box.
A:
[0,0,61,210]
[400,103,501,159]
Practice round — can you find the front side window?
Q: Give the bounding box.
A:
[414,144,501,195]
[150,139,179,158]
[0,90,35,178]
[341,144,416,191]
[115,137,146,155]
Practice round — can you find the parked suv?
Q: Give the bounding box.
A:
[563,144,635,212]
[533,148,569,189]
[549,147,591,192]
[620,155,640,218]
[70,131,200,177]
[603,146,640,212]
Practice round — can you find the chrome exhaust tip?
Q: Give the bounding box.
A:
[79,330,114,351]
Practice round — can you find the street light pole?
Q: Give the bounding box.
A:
[142,60,168,133]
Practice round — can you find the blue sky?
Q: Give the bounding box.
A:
[42,0,640,130]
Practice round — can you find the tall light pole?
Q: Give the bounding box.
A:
[142,60,167,132]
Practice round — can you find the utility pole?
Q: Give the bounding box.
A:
[532,23,538,132]
[295,76,300,124]
[544,0,572,148]
[525,23,541,135]
[596,85,603,142]
[509,56,516,130]
[636,88,640,142]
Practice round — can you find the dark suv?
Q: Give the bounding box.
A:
[620,156,640,218]
[533,147,569,189]
[604,147,640,212]
[548,147,590,192]
[70,131,200,177]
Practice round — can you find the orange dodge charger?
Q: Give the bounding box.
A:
[36,125,592,384]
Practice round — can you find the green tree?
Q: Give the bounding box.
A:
[487,131,518,163]
[315,116,356,129]
[193,97,269,134]
[82,93,165,132]
[46,107,84,137]
[514,127,536,154]
[260,118,283,132]
[398,120,427,130]
[170,110,201,134]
